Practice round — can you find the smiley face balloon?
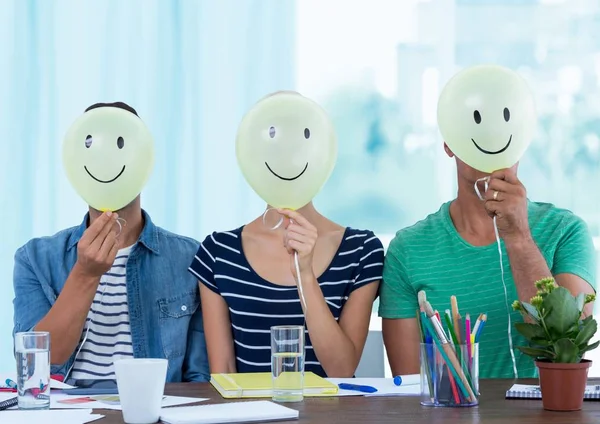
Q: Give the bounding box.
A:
[236,92,337,210]
[437,65,537,173]
[63,106,155,211]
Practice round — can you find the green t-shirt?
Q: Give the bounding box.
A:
[379,201,597,378]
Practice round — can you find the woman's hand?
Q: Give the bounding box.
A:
[277,209,318,280]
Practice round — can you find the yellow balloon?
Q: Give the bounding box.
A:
[236,92,337,210]
[437,65,537,173]
[62,107,155,211]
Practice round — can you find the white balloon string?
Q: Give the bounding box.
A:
[262,208,307,314]
[115,217,126,237]
[474,177,518,378]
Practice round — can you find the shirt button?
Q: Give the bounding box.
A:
[181,305,187,312]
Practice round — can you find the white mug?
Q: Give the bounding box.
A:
[114,358,168,424]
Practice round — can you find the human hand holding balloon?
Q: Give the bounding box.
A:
[277,209,318,280]
[73,211,122,280]
[482,169,531,243]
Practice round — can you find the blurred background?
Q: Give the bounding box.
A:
[0,0,598,376]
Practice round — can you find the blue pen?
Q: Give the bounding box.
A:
[393,376,402,386]
[338,383,378,393]
[5,379,17,389]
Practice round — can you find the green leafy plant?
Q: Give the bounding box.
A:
[512,277,598,363]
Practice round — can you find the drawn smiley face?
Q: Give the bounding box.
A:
[437,65,537,173]
[63,106,155,211]
[236,92,337,210]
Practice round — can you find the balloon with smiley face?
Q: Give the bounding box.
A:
[236,92,337,210]
[63,106,155,211]
[437,65,537,173]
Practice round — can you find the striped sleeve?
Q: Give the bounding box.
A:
[553,216,597,289]
[378,236,417,319]
[351,232,384,292]
[188,234,219,294]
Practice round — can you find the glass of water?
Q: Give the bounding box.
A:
[15,332,51,410]
[271,325,305,402]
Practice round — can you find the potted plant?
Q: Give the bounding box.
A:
[512,277,598,411]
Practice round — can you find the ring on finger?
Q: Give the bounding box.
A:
[493,190,499,201]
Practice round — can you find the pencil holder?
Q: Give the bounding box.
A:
[420,342,479,407]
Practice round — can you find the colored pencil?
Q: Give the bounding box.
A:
[465,314,472,368]
[444,310,459,347]
[475,314,487,342]
[471,313,483,337]
[447,367,461,404]
[451,296,461,344]
[442,310,460,399]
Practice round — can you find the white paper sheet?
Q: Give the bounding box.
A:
[50,394,208,410]
[0,373,76,390]
[160,401,299,424]
[327,375,421,397]
[0,409,103,424]
[1,392,206,411]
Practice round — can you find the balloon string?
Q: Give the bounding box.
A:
[262,209,308,314]
[474,177,518,379]
[115,217,126,237]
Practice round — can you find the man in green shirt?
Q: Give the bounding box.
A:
[379,144,597,378]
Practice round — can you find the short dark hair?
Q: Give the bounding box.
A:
[85,101,138,117]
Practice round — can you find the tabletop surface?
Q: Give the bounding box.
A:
[94,379,600,424]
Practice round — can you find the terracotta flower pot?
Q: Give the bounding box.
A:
[536,359,592,411]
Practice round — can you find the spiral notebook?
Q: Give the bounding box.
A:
[210,372,338,398]
[506,384,600,400]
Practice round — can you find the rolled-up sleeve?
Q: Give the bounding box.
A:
[13,246,52,335]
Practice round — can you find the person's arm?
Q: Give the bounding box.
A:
[551,216,597,317]
[503,237,551,302]
[34,212,119,364]
[279,210,383,377]
[199,285,236,373]
[484,170,550,302]
[379,238,421,376]
[188,235,236,374]
[485,170,596,308]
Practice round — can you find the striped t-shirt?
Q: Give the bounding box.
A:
[379,201,596,378]
[70,246,135,379]
[189,227,384,377]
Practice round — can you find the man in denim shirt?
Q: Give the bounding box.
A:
[12,102,209,382]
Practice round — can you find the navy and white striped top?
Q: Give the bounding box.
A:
[188,227,384,377]
[71,246,135,379]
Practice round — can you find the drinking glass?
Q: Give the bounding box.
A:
[271,325,305,402]
[15,332,51,410]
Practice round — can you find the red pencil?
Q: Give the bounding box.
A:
[447,368,461,404]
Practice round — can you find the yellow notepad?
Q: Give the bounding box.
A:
[210,372,339,398]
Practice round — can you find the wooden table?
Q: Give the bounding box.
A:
[97,379,600,424]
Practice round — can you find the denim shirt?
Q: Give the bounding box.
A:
[12,210,209,383]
